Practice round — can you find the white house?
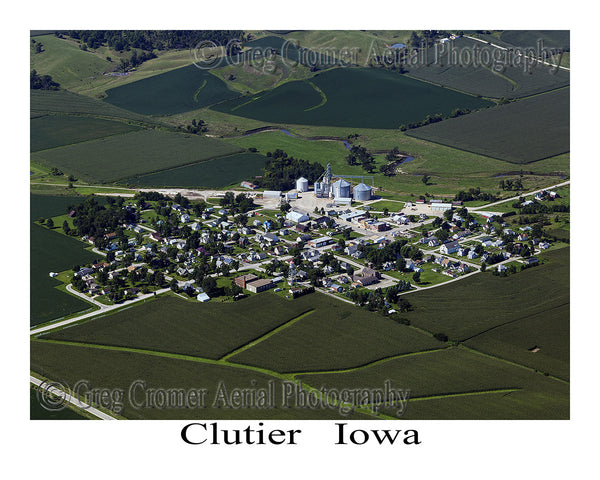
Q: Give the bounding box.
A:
[440,241,460,255]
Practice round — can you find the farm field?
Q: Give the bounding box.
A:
[406,88,569,164]
[227,129,569,197]
[273,30,413,66]
[30,90,162,126]
[30,340,373,420]
[103,64,241,115]
[39,294,319,360]
[211,67,494,129]
[499,30,570,49]
[225,294,443,372]
[405,36,570,99]
[30,33,112,91]
[30,223,97,326]
[30,129,243,183]
[401,248,569,342]
[31,114,141,152]
[296,347,569,419]
[122,152,267,188]
[463,302,569,381]
[30,194,105,325]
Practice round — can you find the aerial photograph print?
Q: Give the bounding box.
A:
[29,29,570,422]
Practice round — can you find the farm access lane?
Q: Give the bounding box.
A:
[468,180,570,212]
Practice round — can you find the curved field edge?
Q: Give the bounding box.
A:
[303,80,327,111]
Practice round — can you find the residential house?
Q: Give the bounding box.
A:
[440,241,460,255]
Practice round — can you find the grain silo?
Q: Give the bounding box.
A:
[296,177,309,192]
[332,179,351,198]
[353,182,372,201]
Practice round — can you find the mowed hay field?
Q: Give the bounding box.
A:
[103,65,241,115]
[30,129,243,183]
[30,34,112,91]
[405,36,570,99]
[123,152,268,188]
[297,347,569,419]
[406,88,569,163]
[30,341,373,420]
[30,90,162,125]
[31,114,141,152]
[211,67,494,129]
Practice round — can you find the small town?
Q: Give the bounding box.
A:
[37,166,569,322]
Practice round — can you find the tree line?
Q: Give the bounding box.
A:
[64,30,246,52]
[30,70,59,90]
[257,149,324,191]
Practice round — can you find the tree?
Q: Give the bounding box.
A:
[202,276,218,297]
[46,218,54,228]
[62,220,70,234]
[422,174,430,185]
[412,272,421,284]
[280,203,291,214]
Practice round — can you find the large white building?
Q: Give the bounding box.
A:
[286,211,309,223]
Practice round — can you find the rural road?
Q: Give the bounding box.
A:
[30,375,117,420]
[464,35,570,72]
[468,180,570,211]
[30,287,171,336]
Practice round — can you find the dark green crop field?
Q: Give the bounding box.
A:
[406,88,569,163]
[30,129,243,183]
[401,247,569,343]
[297,347,569,419]
[405,37,570,99]
[464,303,569,381]
[30,194,103,325]
[123,152,267,188]
[40,294,317,360]
[211,67,493,129]
[500,30,570,49]
[30,340,372,420]
[227,298,442,372]
[31,114,141,152]
[31,223,97,326]
[103,65,240,115]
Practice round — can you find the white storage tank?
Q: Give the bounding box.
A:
[353,182,372,201]
[332,179,351,199]
[296,177,309,192]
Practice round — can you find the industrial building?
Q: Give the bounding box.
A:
[431,203,453,212]
[296,177,309,192]
[235,273,258,289]
[286,211,309,223]
[353,182,372,201]
[246,278,274,293]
